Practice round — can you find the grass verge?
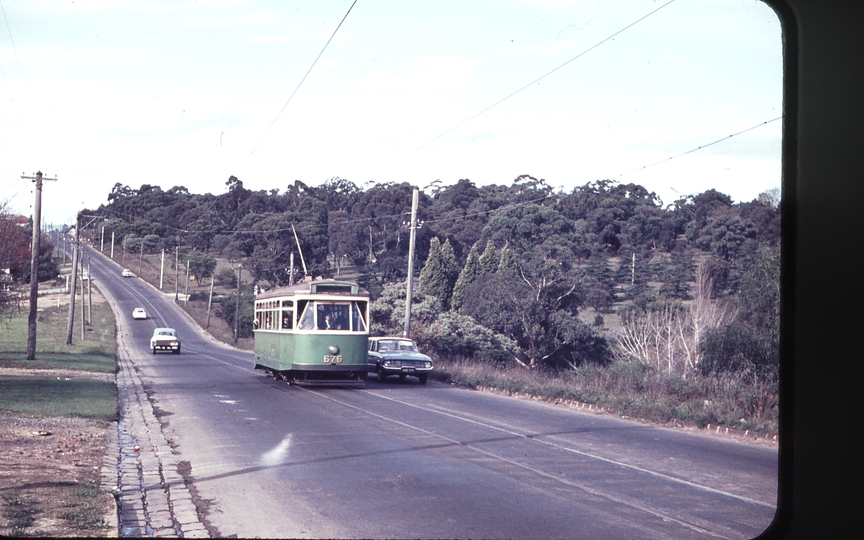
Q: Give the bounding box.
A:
[0,284,117,537]
[434,357,779,435]
[0,376,116,420]
[0,301,116,373]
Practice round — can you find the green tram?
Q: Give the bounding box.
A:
[252,279,370,385]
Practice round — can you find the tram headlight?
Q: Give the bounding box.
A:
[329,345,340,355]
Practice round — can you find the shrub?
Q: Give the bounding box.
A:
[214,267,237,287]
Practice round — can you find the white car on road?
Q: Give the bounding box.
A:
[132,308,147,320]
[121,269,133,277]
[150,328,181,354]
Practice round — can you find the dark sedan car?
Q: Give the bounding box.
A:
[368,337,433,384]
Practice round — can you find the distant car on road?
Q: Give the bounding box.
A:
[132,308,147,320]
[368,337,433,384]
[121,269,133,277]
[150,328,181,355]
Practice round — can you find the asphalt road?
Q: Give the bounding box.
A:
[85,248,778,539]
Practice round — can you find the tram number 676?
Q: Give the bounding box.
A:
[323,355,343,364]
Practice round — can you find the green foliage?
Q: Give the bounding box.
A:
[19,233,59,283]
[698,244,780,380]
[450,242,481,312]
[369,280,441,337]
[417,311,518,364]
[699,321,777,379]
[214,289,255,338]
[186,251,217,286]
[419,237,460,311]
[87,177,779,381]
[461,273,607,370]
[659,249,694,300]
[477,240,500,276]
[214,267,237,287]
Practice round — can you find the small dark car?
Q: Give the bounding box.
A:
[368,337,433,384]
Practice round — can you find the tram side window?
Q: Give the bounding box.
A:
[254,310,263,330]
[281,309,293,330]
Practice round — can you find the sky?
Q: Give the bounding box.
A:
[0,0,783,226]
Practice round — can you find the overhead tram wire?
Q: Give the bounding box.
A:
[417,0,677,150]
[242,0,359,167]
[619,116,784,177]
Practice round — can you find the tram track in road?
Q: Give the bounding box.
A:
[298,385,775,539]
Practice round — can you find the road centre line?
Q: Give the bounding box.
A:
[362,389,776,510]
[302,387,730,539]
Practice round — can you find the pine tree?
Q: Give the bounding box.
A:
[477,240,500,276]
[497,243,519,277]
[419,237,460,310]
[451,242,481,312]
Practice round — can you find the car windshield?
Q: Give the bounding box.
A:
[156,330,175,336]
[378,340,417,352]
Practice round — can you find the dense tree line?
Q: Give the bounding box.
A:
[83,175,781,378]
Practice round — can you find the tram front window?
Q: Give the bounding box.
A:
[295,301,367,332]
[297,302,315,330]
[351,302,367,332]
[318,304,349,330]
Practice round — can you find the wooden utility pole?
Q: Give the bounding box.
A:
[206,275,214,328]
[80,246,86,340]
[65,216,80,345]
[110,231,115,259]
[66,215,97,345]
[87,252,92,325]
[23,171,57,360]
[159,249,165,289]
[234,264,242,342]
[184,259,190,306]
[403,187,420,338]
[174,246,179,301]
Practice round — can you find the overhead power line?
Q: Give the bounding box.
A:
[619,116,784,177]
[417,0,677,149]
[243,0,360,166]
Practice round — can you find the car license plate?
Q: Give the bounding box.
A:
[402,367,415,372]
